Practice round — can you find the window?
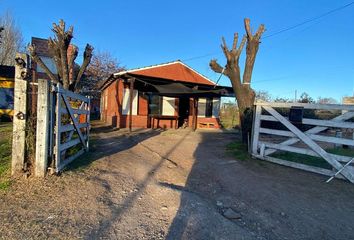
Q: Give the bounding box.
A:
[36,56,57,74]
[149,94,161,115]
[122,88,138,115]
[162,97,176,116]
[149,95,176,116]
[198,98,220,118]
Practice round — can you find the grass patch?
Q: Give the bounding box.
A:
[66,138,99,172]
[270,147,354,170]
[0,122,13,191]
[226,141,251,161]
[270,152,331,169]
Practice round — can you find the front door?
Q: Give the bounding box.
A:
[178,97,190,128]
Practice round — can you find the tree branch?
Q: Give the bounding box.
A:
[52,19,73,89]
[232,33,238,51]
[68,44,78,84]
[48,37,62,80]
[237,35,247,54]
[244,18,252,39]
[73,44,93,90]
[28,44,58,83]
[209,59,224,74]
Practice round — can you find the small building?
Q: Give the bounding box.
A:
[343,97,354,105]
[99,60,234,129]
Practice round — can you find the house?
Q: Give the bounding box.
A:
[0,65,15,117]
[99,60,234,129]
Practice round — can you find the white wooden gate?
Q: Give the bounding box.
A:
[251,102,354,183]
[52,84,90,173]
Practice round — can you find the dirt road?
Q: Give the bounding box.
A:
[1,122,354,239]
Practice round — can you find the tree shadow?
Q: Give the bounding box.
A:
[84,130,193,239]
[66,122,164,171]
[165,131,354,240]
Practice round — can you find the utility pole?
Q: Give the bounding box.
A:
[294,89,297,102]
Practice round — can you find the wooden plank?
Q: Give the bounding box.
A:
[55,91,61,171]
[60,137,83,152]
[11,53,29,176]
[251,105,262,155]
[260,128,354,146]
[35,79,50,177]
[61,91,87,150]
[56,148,85,173]
[254,155,345,180]
[60,107,89,115]
[255,101,354,111]
[259,141,352,163]
[57,86,89,102]
[264,111,354,156]
[260,115,354,129]
[86,98,91,151]
[60,123,89,133]
[263,106,354,183]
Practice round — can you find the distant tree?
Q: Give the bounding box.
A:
[317,97,337,104]
[210,18,265,143]
[28,19,93,91]
[0,12,24,66]
[256,90,272,102]
[80,51,125,97]
[298,92,314,103]
[274,97,291,103]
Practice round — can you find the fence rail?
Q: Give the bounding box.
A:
[251,101,354,183]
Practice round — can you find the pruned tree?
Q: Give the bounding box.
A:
[28,19,93,91]
[0,12,24,66]
[81,51,125,97]
[210,18,265,143]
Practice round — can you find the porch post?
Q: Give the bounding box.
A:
[129,78,135,132]
[192,98,198,131]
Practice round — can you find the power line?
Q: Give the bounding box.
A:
[180,2,354,63]
[263,1,354,39]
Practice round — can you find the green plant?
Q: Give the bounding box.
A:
[226,141,251,161]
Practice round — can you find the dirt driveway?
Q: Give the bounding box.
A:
[1,122,354,239]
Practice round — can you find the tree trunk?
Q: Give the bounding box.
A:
[210,18,264,145]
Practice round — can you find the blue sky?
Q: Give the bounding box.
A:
[1,0,354,101]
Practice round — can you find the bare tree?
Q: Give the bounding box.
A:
[256,90,272,102]
[317,97,337,104]
[81,51,125,96]
[298,92,314,103]
[210,18,265,143]
[0,12,24,66]
[28,19,93,91]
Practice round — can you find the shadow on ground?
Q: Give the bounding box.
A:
[165,131,354,240]
[67,122,163,171]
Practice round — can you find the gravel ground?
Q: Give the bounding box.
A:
[1,121,354,239]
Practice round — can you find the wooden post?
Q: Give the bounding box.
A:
[129,78,135,132]
[35,79,50,177]
[251,104,262,155]
[11,53,29,176]
[192,98,198,131]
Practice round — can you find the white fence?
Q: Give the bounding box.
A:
[251,102,354,183]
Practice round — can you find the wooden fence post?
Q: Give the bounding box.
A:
[35,79,50,177]
[11,53,29,176]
